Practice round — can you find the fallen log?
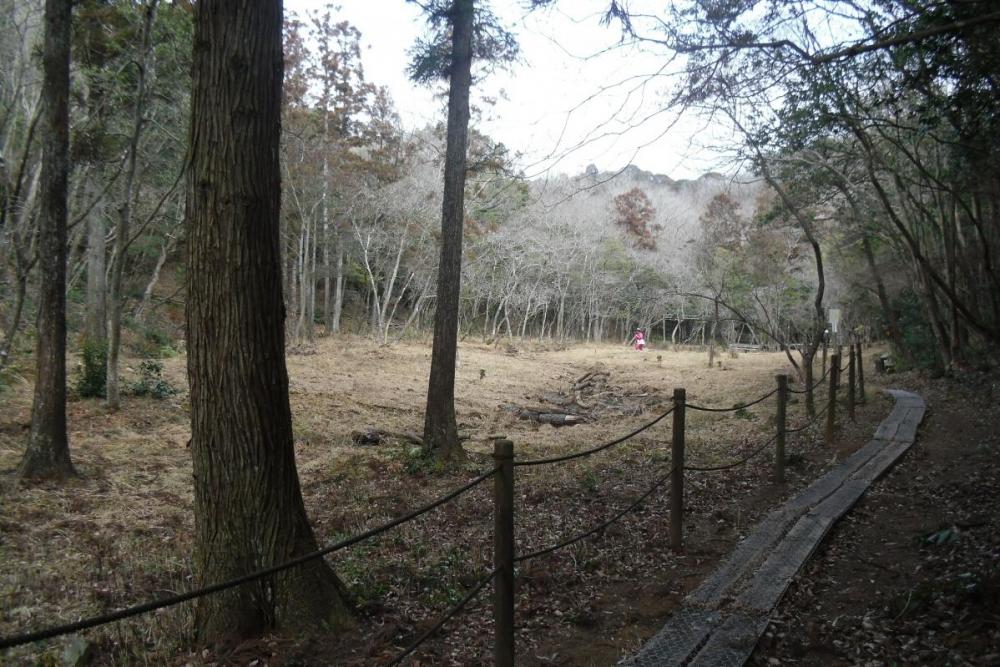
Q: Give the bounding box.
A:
[501,403,586,426]
[527,411,585,426]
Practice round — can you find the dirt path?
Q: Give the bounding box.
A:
[749,371,1000,666]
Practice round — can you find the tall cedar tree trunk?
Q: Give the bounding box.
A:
[422,0,473,462]
[19,0,74,479]
[185,0,352,639]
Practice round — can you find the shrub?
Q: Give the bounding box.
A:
[157,344,179,359]
[130,359,178,399]
[143,326,172,348]
[76,339,108,398]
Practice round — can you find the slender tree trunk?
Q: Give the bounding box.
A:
[19,0,74,480]
[185,0,352,640]
[331,238,344,333]
[0,270,29,371]
[803,349,816,418]
[306,215,317,341]
[708,298,719,367]
[84,179,108,343]
[860,235,909,363]
[915,260,951,371]
[423,0,473,461]
[107,0,158,410]
[760,163,826,377]
[323,249,332,334]
[520,296,532,338]
[294,216,310,342]
[134,227,177,322]
[557,292,565,341]
[0,155,41,371]
[943,198,963,364]
[321,112,333,335]
[490,300,503,338]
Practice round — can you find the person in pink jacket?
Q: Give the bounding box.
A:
[631,329,646,351]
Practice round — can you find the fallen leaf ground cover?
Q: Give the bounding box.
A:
[0,337,891,665]
[750,370,1000,667]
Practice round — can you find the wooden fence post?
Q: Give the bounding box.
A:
[671,388,685,551]
[847,345,856,421]
[493,439,515,667]
[856,342,866,404]
[775,374,788,485]
[826,354,839,447]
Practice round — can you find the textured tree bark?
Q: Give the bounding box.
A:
[185,0,352,640]
[423,0,473,462]
[19,0,74,480]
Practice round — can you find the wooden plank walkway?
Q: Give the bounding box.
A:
[621,389,926,667]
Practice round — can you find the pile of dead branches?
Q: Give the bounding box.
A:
[501,366,665,426]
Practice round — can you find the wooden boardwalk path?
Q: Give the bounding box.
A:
[622,390,927,667]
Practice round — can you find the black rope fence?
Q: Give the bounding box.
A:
[513,406,674,467]
[787,365,830,394]
[685,386,779,413]
[786,400,832,434]
[386,567,498,667]
[0,466,498,651]
[3,349,863,666]
[684,434,779,472]
[515,473,671,563]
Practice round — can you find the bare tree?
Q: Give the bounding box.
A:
[106,0,159,410]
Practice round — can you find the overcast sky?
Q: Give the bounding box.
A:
[285,1,732,180]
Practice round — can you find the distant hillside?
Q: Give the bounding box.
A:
[529,164,766,274]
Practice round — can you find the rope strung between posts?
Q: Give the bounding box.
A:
[684,434,778,472]
[787,365,830,394]
[785,399,832,434]
[514,473,670,562]
[685,386,779,413]
[385,567,498,667]
[0,466,499,650]
[514,406,675,467]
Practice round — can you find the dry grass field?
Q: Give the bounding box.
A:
[0,337,890,665]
